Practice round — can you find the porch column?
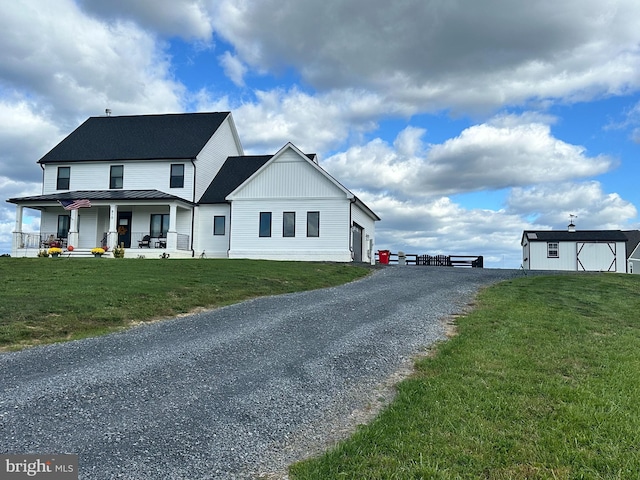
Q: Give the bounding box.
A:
[67,209,79,248]
[108,204,118,249]
[13,205,24,251]
[167,203,178,250]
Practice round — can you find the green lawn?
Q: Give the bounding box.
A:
[290,273,640,479]
[0,257,368,351]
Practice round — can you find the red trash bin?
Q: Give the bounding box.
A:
[378,249,390,264]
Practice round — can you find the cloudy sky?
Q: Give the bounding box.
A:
[2,0,640,267]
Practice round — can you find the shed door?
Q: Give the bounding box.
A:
[576,242,616,272]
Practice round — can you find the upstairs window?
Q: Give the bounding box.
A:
[283,212,296,237]
[110,165,123,189]
[259,212,272,237]
[170,164,184,188]
[213,215,225,235]
[57,167,70,190]
[547,242,559,258]
[307,211,320,237]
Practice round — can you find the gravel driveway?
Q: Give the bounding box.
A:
[1,266,526,479]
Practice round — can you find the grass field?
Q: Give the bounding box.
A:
[0,257,368,351]
[290,273,640,479]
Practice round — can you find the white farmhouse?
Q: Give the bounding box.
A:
[7,112,379,262]
[521,222,637,273]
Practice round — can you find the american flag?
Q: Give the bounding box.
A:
[59,199,92,210]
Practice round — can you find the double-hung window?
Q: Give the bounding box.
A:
[57,215,70,239]
[110,165,123,189]
[57,167,70,190]
[283,212,296,237]
[213,215,225,235]
[150,214,170,238]
[170,164,184,188]
[259,212,272,237]
[547,242,559,258]
[307,211,320,237]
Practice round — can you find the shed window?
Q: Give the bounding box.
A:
[57,167,70,190]
[547,242,559,258]
[259,212,272,237]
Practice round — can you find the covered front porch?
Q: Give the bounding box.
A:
[9,191,195,258]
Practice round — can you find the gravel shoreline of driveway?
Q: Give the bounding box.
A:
[1,266,530,479]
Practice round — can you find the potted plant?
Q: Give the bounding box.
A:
[113,245,125,258]
[91,247,105,258]
[37,249,49,258]
[48,247,63,258]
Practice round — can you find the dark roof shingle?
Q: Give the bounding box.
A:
[523,230,629,242]
[7,190,192,205]
[38,112,230,163]
[199,155,272,204]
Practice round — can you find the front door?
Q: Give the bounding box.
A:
[117,212,132,248]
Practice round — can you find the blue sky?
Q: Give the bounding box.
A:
[1,0,640,267]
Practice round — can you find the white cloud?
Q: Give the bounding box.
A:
[507,181,638,229]
[323,115,613,198]
[0,0,185,121]
[211,0,640,111]
[219,51,247,87]
[76,0,213,40]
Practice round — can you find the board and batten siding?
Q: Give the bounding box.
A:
[229,198,351,261]
[194,116,243,202]
[42,161,194,201]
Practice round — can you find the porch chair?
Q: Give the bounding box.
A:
[138,235,151,248]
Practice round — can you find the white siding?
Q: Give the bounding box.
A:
[194,116,243,201]
[528,241,626,272]
[231,150,346,200]
[577,242,625,272]
[43,161,194,201]
[229,198,351,261]
[351,203,376,263]
[194,205,231,257]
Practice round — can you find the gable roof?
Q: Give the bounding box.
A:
[38,112,231,163]
[623,230,640,259]
[198,155,272,204]
[522,230,629,244]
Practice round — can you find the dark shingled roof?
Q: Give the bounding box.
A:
[199,155,272,204]
[38,112,230,163]
[523,230,629,242]
[623,230,640,259]
[7,190,193,205]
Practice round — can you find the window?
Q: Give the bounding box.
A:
[170,164,185,188]
[110,165,123,189]
[259,212,272,237]
[150,214,170,238]
[283,212,295,237]
[547,242,559,258]
[213,215,225,235]
[57,215,70,239]
[307,211,319,237]
[57,167,70,190]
